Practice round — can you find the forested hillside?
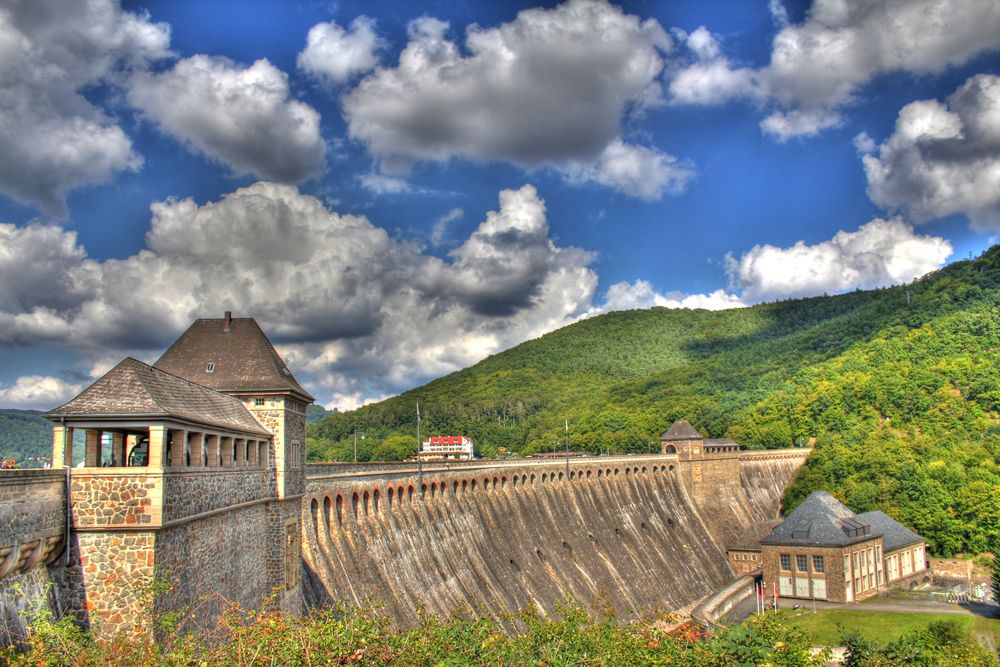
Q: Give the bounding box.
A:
[0,409,52,466]
[310,246,1000,556]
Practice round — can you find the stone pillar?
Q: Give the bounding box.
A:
[111,433,125,467]
[205,434,220,467]
[221,437,233,467]
[85,429,102,467]
[259,442,269,468]
[169,429,187,468]
[248,440,258,466]
[235,439,246,467]
[51,425,74,468]
[148,425,167,469]
[189,432,205,467]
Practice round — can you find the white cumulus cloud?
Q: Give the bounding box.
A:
[667,0,1000,141]
[860,73,1000,230]
[129,55,326,183]
[0,375,82,410]
[341,0,687,200]
[726,218,953,302]
[0,182,597,409]
[597,280,744,313]
[0,0,169,215]
[298,16,382,86]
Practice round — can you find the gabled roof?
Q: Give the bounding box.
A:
[857,510,924,552]
[153,315,314,402]
[762,491,879,548]
[660,419,703,440]
[45,358,271,436]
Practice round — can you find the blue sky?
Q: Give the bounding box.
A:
[0,0,998,410]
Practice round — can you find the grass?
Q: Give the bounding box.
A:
[777,609,976,646]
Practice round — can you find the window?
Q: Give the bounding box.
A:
[780,554,792,571]
[812,555,825,572]
[254,398,265,407]
[206,362,215,373]
[796,555,808,571]
[844,554,851,580]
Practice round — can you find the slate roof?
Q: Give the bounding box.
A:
[727,518,782,551]
[705,438,739,446]
[661,419,703,440]
[45,358,271,436]
[857,511,924,552]
[761,491,879,548]
[154,315,314,402]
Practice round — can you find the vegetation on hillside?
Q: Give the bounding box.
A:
[310,246,1000,556]
[0,409,52,466]
[5,593,996,666]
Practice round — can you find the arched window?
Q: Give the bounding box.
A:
[387,487,394,507]
[665,445,677,455]
[336,495,344,525]
[453,480,459,494]
[373,489,380,512]
[323,495,332,530]
[310,498,318,531]
[351,492,359,519]
[430,482,437,498]
[598,469,604,478]
[530,474,536,484]
[362,490,370,515]
[542,473,548,483]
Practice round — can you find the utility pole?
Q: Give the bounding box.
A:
[417,402,423,499]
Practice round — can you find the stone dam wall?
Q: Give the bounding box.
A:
[302,451,808,626]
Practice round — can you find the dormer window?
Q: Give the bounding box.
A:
[206,362,215,373]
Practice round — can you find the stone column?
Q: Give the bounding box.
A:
[259,442,269,468]
[235,439,246,467]
[148,425,167,469]
[111,433,125,467]
[189,433,205,467]
[51,425,74,468]
[205,434,220,467]
[169,429,187,468]
[248,440,258,466]
[85,429,102,467]
[221,437,234,467]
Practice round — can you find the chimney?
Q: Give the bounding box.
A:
[223,311,232,332]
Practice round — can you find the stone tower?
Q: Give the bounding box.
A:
[46,313,313,635]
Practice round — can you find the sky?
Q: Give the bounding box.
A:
[0,0,998,412]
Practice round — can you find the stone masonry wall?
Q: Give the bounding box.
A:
[62,531,156,636]
[163,469,272,522]
[0,470,65,579]
[155,501,277,632]
[69,472,161,528]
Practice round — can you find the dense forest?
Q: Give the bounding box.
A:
[310,246,1000,557]
[0,409,53,465]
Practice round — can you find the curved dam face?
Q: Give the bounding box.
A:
[302,451,807,625]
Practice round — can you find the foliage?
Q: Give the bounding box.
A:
[310,246,1000,556]
[0,409,52,465]
[2,596,841,667]
[843,619,997,667]
[778,609,982,646]
[992,554,1000,603]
